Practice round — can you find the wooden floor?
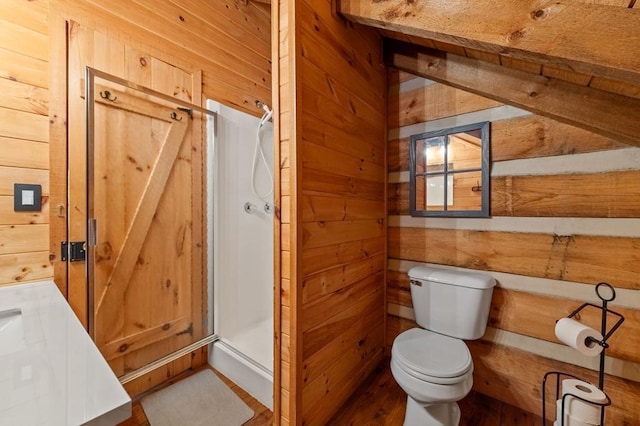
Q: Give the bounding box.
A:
[328,361,545,425]
[119,361,544,425]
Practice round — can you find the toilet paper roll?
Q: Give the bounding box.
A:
[560,379,607,425]
[555,318,603,356]
[556,399,600,426]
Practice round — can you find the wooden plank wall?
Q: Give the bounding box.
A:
[0,0,53,287]
[48,0,272,294]
[275,0,387,424]
[1,0,270,398]
[387,70,640,424]
[52,0,271,115]
[1,0,271,291]
[54,0,270,396]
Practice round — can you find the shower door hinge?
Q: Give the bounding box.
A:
[61,241,86,262]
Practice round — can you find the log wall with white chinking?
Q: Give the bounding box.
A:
[387,70,640,424]
[274,0,387,424]
[0,0,52,288]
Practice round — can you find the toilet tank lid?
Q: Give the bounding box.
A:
[408,266,496,289]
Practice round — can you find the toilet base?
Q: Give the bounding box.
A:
[403,396,461,426]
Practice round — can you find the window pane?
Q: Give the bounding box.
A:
[451,171,483,211]
[449,130,482,170]
[425,136,446,173]
[426,174,453,209]
[414,139,428,173]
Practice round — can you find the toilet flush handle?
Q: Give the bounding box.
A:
[409,279,422,287]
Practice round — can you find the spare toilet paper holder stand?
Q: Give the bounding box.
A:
[541,282,625,426]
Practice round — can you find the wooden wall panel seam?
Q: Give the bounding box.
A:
[300,195,386,222]
[0,167,50,197]
[301,236,386,276]
[0,0,48,35]
[0,46,49,89]
[0,78,49,116]
[0,18,48,62]
[52,0,270,117]
[0,251,52,284]
[299,58,385,125]
[164,0,271,61]
[129,0,272,79]
[302,169,386,202]
[300,139,386,183]
[300,82,385,143]
[0,139,49,170]
[297,1,385,88]
[81,0,271,92]
[0,109,49,142]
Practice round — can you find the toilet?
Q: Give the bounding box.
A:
[391,266,496,426]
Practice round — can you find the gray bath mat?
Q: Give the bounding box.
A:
[141,369,254,426]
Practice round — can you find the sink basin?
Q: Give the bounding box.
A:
[0,308,26,356]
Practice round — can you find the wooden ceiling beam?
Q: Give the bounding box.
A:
[384,39,640,147]
[339,0,640,86]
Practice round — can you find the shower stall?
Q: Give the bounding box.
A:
[206,100,274,409]
[80,64,272,405]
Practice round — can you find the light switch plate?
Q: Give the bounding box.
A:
[14,184,42,212]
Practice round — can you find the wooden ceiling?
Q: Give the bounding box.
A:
[339,0,640,146]
[379,27,640,101]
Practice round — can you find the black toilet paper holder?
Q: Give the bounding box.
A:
[541,282,625,426]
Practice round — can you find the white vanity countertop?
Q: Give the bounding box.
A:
[0,280,131,425]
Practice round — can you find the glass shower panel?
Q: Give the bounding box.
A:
[86,69,215,378]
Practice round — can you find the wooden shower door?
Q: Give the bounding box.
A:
[67,23,207,377]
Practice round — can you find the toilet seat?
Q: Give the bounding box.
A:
[392,328,472,385]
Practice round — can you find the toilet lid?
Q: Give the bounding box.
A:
[392,328,472,381]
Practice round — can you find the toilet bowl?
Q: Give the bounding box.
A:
[391,266,496,426]
[391,328,473,425]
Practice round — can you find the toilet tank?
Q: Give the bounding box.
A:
[408,266,496,340]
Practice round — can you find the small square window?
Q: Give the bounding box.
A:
[409,122,490,217]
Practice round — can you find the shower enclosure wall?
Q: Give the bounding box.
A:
[206,100,274,409]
